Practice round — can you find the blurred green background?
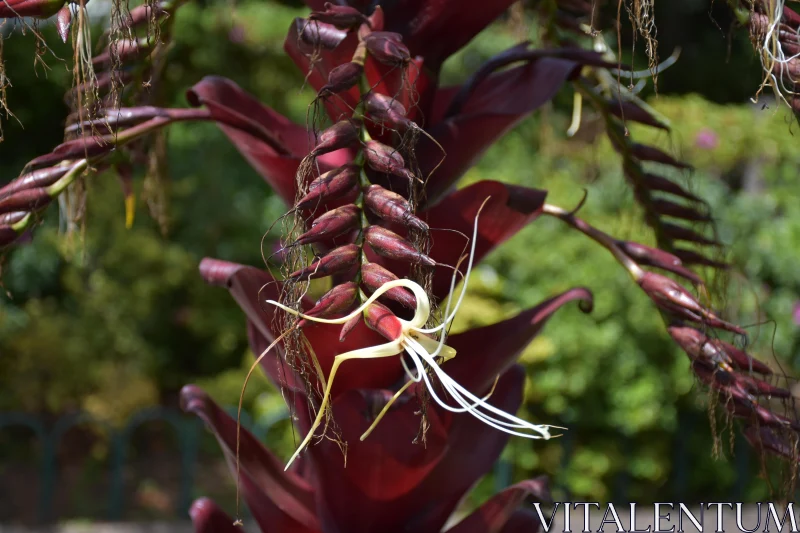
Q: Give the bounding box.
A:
[1,0,799,524]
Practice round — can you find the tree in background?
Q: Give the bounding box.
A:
[2,0,800,526]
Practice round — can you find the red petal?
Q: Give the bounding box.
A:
[189,498,242,533]
[447,477,551,533]
[426,181,547,299]
[444,288,593,392]
[420,58,580,200]
[186,76,307,203]
[199,258,404,394]
[291,366,526,533]
[381,0,517,68]
[180,386,319,532]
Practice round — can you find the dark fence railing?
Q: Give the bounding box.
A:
[0,408,756,524]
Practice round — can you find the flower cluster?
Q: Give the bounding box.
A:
[1,0,799,531]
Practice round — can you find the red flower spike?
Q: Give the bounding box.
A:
[310,119,362,157]
[446,477,551,533]
[297,164,360,210]
[0,0,65,18]
[364,184,428,230]
[189,499,243,533]
[295,204,361,245]
[361,262,417,310]
[364,226,435,266]
[296,18,348,50]
[364,140,416,181]
[179,386,320,533]
[319,62,364,97]
[309,2,367,30]
[303,282,359,320]
[0,188,52,215]
[289,244,360,280]
[364,91,413,130]
[363,32,411,66]
[617,241,701,284]
[363,300,404,341]
[0,166,69,198]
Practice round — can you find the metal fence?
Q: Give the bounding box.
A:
[0,408,757,525]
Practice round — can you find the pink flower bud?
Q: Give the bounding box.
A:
[27,138,111,169]
[339,314,361,342]
[712,339,772,375]
[0,188,52,215]
[650,199,711,223]
[0,0,65,18]
[309,2,367,30]
[363,32,410,66]
[310,119,361,158]
[56,5,71,43]
[288,244,360,280]
[364,184,428,231]
[295,204,361,245]
[363,300,403,341]
[319,62,364,97]
[618,241,700,284]
[295,18,347,50]
[0,212,28,225]
[0,167,69,198]
[639,272,745,335]
[296,164,360,209]
[361,262,417,310]
[668,324,733,368]
[367,5,384,31]
[364,226,435,266]
[364,91,412,130]
[303,282,359,320]
[364,140,416,181]
[734,373,791,398]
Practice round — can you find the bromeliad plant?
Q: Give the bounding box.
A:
[3,0,800,530]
